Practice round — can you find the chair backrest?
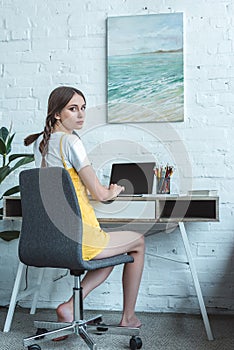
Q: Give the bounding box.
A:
[19,167,85,270]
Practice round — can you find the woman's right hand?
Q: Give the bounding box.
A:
[79,165,125,202]
[109,183,125,199]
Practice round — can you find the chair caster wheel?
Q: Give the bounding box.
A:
[129,336,143,349]
[36,328,47,339]
[28,345,41,350]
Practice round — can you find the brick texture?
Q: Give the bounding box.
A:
[0,0,234,315]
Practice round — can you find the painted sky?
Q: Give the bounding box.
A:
[107,13,183,56]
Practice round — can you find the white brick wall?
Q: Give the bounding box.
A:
[0,0,234,316]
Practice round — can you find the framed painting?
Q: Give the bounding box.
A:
[107,13,184,123]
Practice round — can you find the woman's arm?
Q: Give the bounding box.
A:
[78,165,124,201]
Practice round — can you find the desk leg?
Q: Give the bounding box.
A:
[30,268,45,314]
[179,222,214,341]
[3,262,45,332]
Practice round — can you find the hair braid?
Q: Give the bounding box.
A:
[24,131,43,146]
[39,117,54,157]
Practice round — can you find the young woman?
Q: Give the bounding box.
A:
[24,86,145,329]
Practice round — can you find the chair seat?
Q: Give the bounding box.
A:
[71,253,133,276]
[82,253,134,271]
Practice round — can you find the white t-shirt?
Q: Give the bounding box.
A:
[33,132,91,172]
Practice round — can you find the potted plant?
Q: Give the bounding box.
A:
[0,125,34,240]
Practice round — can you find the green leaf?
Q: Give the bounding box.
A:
[9,153,34,162]
[10,156,34,173]
[0,125,35,202]
[0,138,6,155]
[1,185,20,199]
[6,133,15,154]
[0,230,20,241]
[0,165,11,184]
[0,127,9,142]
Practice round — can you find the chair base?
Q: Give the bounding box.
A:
[23,315,141,350]
[23,275,142,349]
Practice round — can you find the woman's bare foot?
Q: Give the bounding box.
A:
[56,301,73,322]
[52,302,73,342]
[52,335,68,342]
[119,315,142,328]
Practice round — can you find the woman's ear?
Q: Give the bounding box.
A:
[55,113,60,120]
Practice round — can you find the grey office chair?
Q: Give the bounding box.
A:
[19,167,142,350]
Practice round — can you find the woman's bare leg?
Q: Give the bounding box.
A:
[56,230,145,327]
[56,266,114,322]
[120,248,144,327]
[95,231,145,327]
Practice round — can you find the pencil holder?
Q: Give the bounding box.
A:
[157,177,170,194]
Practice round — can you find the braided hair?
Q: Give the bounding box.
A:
[24,86,86,160]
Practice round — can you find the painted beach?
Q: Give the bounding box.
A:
[108,50,183,122]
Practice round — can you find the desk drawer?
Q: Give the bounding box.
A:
[94,201,155,219]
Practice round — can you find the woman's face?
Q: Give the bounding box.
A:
[56,93,86,133]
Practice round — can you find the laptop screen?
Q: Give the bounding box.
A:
[109,162,155,195]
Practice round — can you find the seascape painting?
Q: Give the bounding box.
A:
[107,13,184,123]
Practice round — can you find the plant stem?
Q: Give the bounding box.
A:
[2,154,6,167]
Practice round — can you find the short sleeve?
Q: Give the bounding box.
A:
[65,134,91,172]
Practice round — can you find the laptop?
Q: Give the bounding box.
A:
[109,162,155,196]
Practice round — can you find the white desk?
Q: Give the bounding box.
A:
[3,194,219,340]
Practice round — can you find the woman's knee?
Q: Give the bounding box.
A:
[134,232,145,251]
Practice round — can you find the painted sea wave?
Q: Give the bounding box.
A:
[107,51,184,123]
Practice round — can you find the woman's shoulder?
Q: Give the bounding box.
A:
[51,132,80,144]
[62,132,83,148]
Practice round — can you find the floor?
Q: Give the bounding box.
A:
[0,307,234,349]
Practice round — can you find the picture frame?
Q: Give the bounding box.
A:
[107,13,184,123]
